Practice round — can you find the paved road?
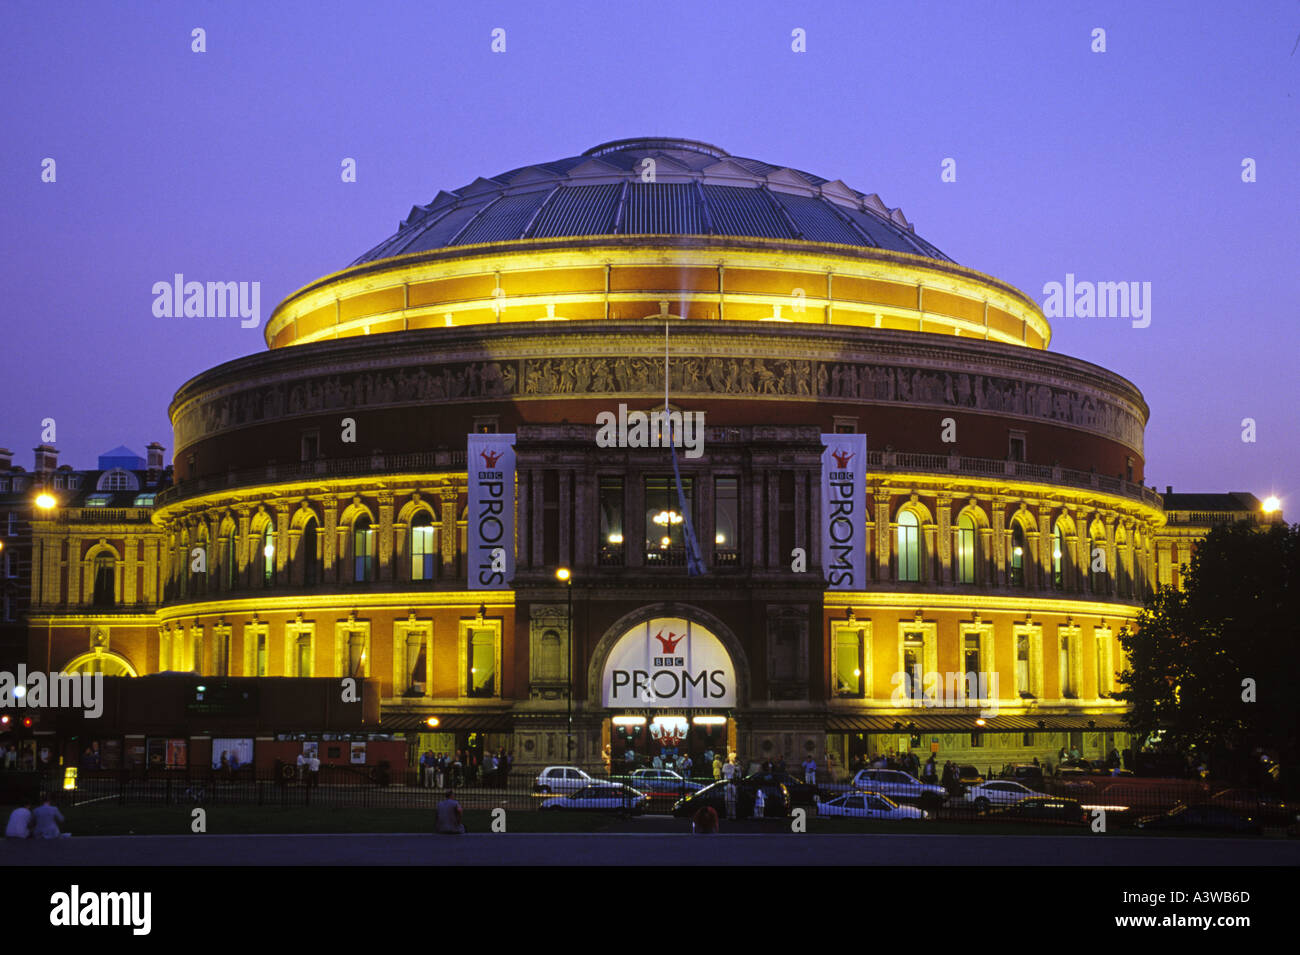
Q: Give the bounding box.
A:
[5,832,1296,866]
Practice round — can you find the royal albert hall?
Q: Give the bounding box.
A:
[49,138,1176,774]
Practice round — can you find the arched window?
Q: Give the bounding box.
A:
[1052,522,1066,590]
[1009,524,1026,587]
[354,516,375,583]
[410,513,435,581]
[92,553,115,607]
[956,513,977,584]
[302,519,319,586]
[260,526,276,587]
[897,511,920,582]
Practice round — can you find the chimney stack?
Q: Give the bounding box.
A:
[146,442,166,475]
[0,448,12,471]
[1165,486,1172,495]
[33,444,58,474]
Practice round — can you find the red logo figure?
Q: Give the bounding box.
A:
[653,630,684,654]
[480,449,503,467]
[831,448,855,469]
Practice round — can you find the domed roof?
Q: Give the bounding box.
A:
[351,137,951,266]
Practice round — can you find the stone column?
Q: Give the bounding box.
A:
[936,495,952,585]
[558,471,572,569]
[143,536,159,603]
[873,490,892,581]
[440,487,459,575]
[236,507,251,586]
[378,493,395,582]
[322,495,338,584]
[992,499,1008,587]
[1037,506,1053,588]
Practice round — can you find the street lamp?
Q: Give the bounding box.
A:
[556,567,573,762]
[35,493,56,511]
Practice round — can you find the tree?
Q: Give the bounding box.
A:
[1116,521,1299,787]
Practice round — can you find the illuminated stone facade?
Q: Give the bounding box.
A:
[18,138,1277,774]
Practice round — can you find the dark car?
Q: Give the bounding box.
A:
[1134,803,1263,835]
[988,795,1088,826]
[1208,789,1297,829]
[1000,764,1046,791]
[743,770,821,806]
[671,777,791,819]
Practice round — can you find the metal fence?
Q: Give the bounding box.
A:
[19,765,1292,834]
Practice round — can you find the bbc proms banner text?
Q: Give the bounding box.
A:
[821,433,867,590]
[467,434,516,590]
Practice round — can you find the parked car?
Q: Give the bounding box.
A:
[817,792,928,821]
[847,769,947,806]
[617,768,705,800]
[671,777,791,819]
[1208,789,1299,829]
[956,765,985,788]
[743,770,820,806]
[964,780,1038,812]
[534,766,595,793]
[999,764,1046,790]
[987,795,1088,826]
[539,783,646,813]
[1133,803,1263,835]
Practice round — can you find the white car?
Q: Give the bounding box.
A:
[534,766,595,793]
[818,792,928,820]
[964,780,1038,812]
[849,769,948,802]
[539,783,646,812]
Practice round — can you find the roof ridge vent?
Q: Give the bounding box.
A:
[583,137,729,160]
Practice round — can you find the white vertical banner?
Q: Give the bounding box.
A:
[820,433,867,590]
[467,434,516,590]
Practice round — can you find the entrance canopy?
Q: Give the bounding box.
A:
[601,617,736,708]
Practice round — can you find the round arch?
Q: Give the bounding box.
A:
[586,602,751,709]
[64,649,138,677]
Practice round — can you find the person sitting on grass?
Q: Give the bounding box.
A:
[435,789,465,834]
[33,797,65,839]
[692,805,718,834]
[5,802,33,839]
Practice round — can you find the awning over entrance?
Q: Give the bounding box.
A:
[380,713,513,732]
[826,713,1129,732]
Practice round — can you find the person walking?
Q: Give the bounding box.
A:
[296,751,306,783]
[32,798,65,839]
[802,755,818,786]
[435,789,465,834]
[308,752,321,788]
[723,780,737,820]
[721,756,736,781]
[712,753,723,781]
[752,786,767,819]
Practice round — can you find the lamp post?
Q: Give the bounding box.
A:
[556,567,573,762]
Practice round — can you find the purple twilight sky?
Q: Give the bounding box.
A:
[2,1,1297,504]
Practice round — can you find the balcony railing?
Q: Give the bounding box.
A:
[869,450,1162,508]
[155,450,468,508]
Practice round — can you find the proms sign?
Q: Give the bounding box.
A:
[820,433,867,590]
[467,434,516,590]
[602,618,736,708]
